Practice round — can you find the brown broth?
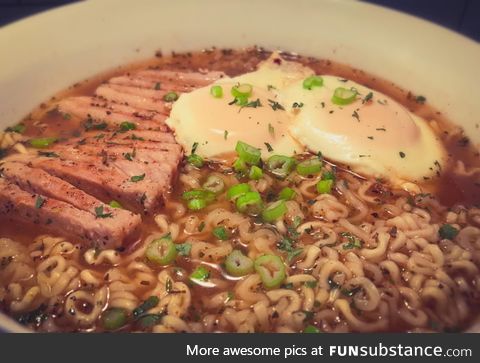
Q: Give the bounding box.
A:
[2,47,480,332]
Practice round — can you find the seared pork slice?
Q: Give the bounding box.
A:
[57,96,165,130]
[133,70,225,87]
[64,130,178,149]
[0,178,139,248]
[109,76,196,93]
[95,70,225,115]
[10,143,176,214]
[95,84,169,114]
[0,160,140,221]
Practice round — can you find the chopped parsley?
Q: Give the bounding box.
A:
[352,110,360,122]
[131,134,145,141]
[304,280,318,288]
[37,151,59,158]
[362,92,373,104]
[154,82,161,90]
[198,221,206,232]
[6,123,26,134]
[267,99,285,111]
[340,232,362,249]
[130,173,145,182]
[277,236,303,263]
[415,95,426,104]
[268,123,275,137]
[243,98,262,108]
[191,142,199,154]
[62,113,72,120]
[264,142,274,152]
[438,224,459,240]
[119,121,136,132]
[84,119,107,131]
[123,149,136,161]
[175,243,192,256]
[94,205,113,219]
[212,226,229,240]
[224,130,228,140]
[35,196,45,209]
[292,102,304,108]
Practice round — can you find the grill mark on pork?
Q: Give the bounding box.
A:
[0,178,139,248]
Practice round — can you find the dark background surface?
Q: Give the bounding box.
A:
[0,0,479,41]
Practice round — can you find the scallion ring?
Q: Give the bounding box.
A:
[202,175,225,194]
[296,158,322,176]
[331,87,358,105]
[235,141,261,165]
[226,183,251,200]
[266,155,296,179]
[231,83,253,98]
[235,191,263,216]
[210,85,223,98]
[262,200,287,222]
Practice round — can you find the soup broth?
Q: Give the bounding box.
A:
[1,48,479,333]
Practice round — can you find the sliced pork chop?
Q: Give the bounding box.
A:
[57,96,166,130]
[94,70,225,115]
[0,160,141,221]
[0,178,139,248]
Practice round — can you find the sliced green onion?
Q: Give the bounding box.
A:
[202,175,225,194]
[133,296,159,318]
[226,183,251,200]
[249,165,263,180]
[322,170,336,181]
[233,158,248,173]
[163,91,178,102]
[296,158,322,176]
[29,137,57,149]
[316,179,334,194]
[187,198,207,211]
[210,85,223,98]
[231,83,253,98]
[254,254,286,289]
[137,314,163,329]
[278,187,296,201]
[109,200,123,209]
[236,191,263,216]
[212,226,229,241]
[101,308,127,331]
[262,200,287,222]
[303,325,321,333]
[235,141,261,165]
[225,250,254,277]
[303,75,324,90]
[182,189,215,202]
[332,87,358,105]
[267,155,296,179]
[190,265,210,281]
[145,235,177,265]
[6,123,26,134]
[187,154,204,168]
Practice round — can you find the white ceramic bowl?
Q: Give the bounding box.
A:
[1,0,479,332]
